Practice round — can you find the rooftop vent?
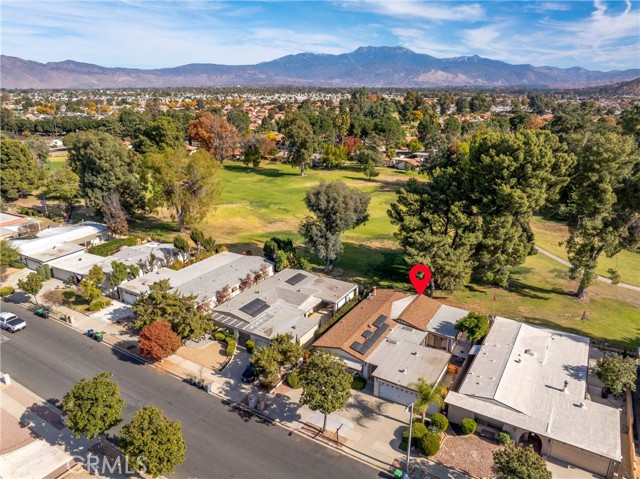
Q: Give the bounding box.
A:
[411,351,418,356]
[524,349,536,357]
[399,368,406,373]
[578,402,586,408]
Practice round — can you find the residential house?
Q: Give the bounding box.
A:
[0,212,41,240]
[118,251,274,309]
[446,317,621,478]
[211,268,357,348]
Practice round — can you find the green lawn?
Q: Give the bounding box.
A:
[129,160,640,348]
[531,215,640,287]
[47,152,68,173]
[443,253,640,348]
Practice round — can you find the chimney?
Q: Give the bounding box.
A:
[563,380,569,393]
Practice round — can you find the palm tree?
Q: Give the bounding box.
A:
[412,378,444,423]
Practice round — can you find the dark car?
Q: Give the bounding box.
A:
[241,363,256,383]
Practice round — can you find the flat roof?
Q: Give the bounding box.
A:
[22,242,85,263]
[48,252,109,275]
[119,252,273,303]
[15,222,107,256]
[214,268,356,324]
[447,317,621,462]
[426,304,467,339]
[370,339,451,389]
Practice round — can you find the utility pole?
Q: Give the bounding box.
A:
[404,402,414,477]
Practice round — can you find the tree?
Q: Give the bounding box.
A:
[190,228,205,253]
[281,111,316,175]
[188,112,239,164]
[407,138,423,153]
[443,116,462,137]
[62,372,125,440]
[173,235,190,261]
[413,378,444,423]
[417,111,440,144]
[251,333,302,387]
[595,354,638,395]
[493,443,551,479]
[242,140,262,168]
[1,138,39,200]
[45,166,81,221]
[226,108,251,136]
[132,279,213,341]
[388,176,481,292]
[147,148,222,232]
[110,260,129,288]
[79,265,105,302]
[320,144,347,169]
[26,136,50,166]
[17,272,44,304]
[373,115,404,158]
[67,131,145,216]
[134,116,184,154]
[139,321,182,360]
[41,289,64,309]
[299,181,370,270]
[0,239,20,267]
[362,159,380,180]
[465,130,575,286]
[565,132,639,298]
[299,351,352,432]
[119,405,186,478]
[101,191,129,235]
[455,312,490,343]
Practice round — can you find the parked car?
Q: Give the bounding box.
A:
[0,312,27,333]
[241,363,256,383]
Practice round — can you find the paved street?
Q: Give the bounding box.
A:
[0,301,379,479]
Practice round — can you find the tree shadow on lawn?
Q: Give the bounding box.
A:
[508,279,571,301]
[129,215,179,240]
[224,163,299,178]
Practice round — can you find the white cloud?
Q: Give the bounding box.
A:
[340,0,485,22]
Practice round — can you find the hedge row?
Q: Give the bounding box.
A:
[316,295,360,337]
[88,237,137,256]
[226,340,237,357]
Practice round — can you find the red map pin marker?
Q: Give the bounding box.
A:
[409,264,432,296]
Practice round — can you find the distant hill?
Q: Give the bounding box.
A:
[2,46,638,89]
[577,77,640,95]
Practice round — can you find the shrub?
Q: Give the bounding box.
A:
[430,413,449,432]
[226,339,236,357]
[420,432,441,456]
[403,422,428,440]
[10,261,26,269]
[214,332,225,341]
[351,375,367,390]
[461,418,477,435]
[224,335,234,344]
[88,237,137,257]
[287,369,301,389]
[0,286,14,297]
[88,298,111,311]
[497,432,512,445]
[246,340,255,354]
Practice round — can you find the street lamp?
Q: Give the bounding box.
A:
[404,402,414,476]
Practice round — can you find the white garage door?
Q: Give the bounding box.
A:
[377,380,416,406]
[550,441,610,477]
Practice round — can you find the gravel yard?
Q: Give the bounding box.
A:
[432,433,501,479]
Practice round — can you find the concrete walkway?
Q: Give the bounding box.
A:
[535,246,640,293]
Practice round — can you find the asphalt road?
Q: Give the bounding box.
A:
[0,301,379,479]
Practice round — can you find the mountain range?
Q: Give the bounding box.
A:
[2,46,638,89]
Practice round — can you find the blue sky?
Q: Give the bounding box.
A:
[2,1,638,71]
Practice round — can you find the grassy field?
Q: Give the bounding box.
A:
[531,215,640,287]
[47,151,68,173]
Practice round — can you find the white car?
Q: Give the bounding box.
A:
[0,312,27,333]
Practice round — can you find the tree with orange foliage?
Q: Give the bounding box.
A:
[139,322,182,360]
[188,112,239,165]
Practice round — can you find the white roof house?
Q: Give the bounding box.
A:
[118,252,274,307]
[446,317,622,478]
[212,268,357,348]
[12,222,109,268]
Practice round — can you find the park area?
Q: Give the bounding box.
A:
[17,156,640,349]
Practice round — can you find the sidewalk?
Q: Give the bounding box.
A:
[16,285,469,479]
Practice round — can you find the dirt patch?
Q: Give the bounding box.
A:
[432,433,501,479]
[176,342,227,370]
[301,422,346,446]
